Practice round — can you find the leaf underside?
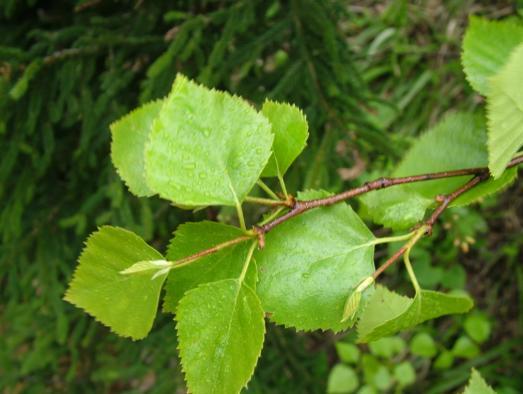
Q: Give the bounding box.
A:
[357,286,473,343]
[64,226,165,340]
[176,279,265,394]
[256,190,376,332]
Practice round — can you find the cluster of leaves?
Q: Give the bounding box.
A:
[328,306,493,393]
[0,1,383,391]
[65,10,523,389]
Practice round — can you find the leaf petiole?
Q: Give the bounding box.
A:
[239,241,258,283]
[244,196,286,206]
[370,230,417,246]
[256,179,280,200]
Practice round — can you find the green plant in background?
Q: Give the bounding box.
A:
[62,12,523,393]
[0,2,384,391]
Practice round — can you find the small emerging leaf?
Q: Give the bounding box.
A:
[64,226,165,340]
[176,280,265,394]
[261,100,309,178]
[120,259,171,275]
[341,291,361,323]
[357,286,473,342]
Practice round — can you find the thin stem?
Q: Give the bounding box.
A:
[236,202,246,231]
[372,226,427,280]
[239,241,258,283]
[403,241,421,293]
[258,207,286,226]
[277,172,289,199]
[171,235,252,270]
[371,231,416,246]
[259,155,523,235]
[160,155,523,276]
[257,179,280,200]
[244,196,288,207]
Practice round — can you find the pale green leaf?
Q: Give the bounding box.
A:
[462,16,523,95]
[64,226,165,340]
[144,74,273,206]
[176,279,265,394]
[434,350,454,370]
[452,336,480,359]
[327,364,359,394]
[368,336,406,359]
[362,355,392,391]
[357,286,473,342]
[487,43,523,178]
[409,332,437,358]
[162,221,257,313]
[393,361,416,387]
[256,190,376,332]
[361,112,517,229]
[120,259,171,275]
[464,313,491,344]
[463,369,496,394]
[260,100,309,177]
[110,100,163,197]
[335,342,360,364]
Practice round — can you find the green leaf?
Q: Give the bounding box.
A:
[409,332,437,358]
[144,74,273,206]
[361,113,517,229]
[327,364,359,394]
[462,16,523,95]
[452,336,480,359]
[368,336,406,359]
[362,355,392,391]
[163,221,257,313]
[110,100,163,197]
[260,100,309,177]
[393,361,416,386]
[441,265,467,289]
[256,190,376,332]
[464,313,491,344]
[487,43,523,178]
[176,279,265,394]
[336,342,360,364]
[357,286,473,342]
[463,369,497,394]
[434,350,454,370]
[64,226,165,340]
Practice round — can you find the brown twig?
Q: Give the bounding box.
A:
[258,155,523,234]
[372,172,491,280]
[162,156,523,272]
[170,235,252,269]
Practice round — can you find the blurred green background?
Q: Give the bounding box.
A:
[1,1,522,393]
